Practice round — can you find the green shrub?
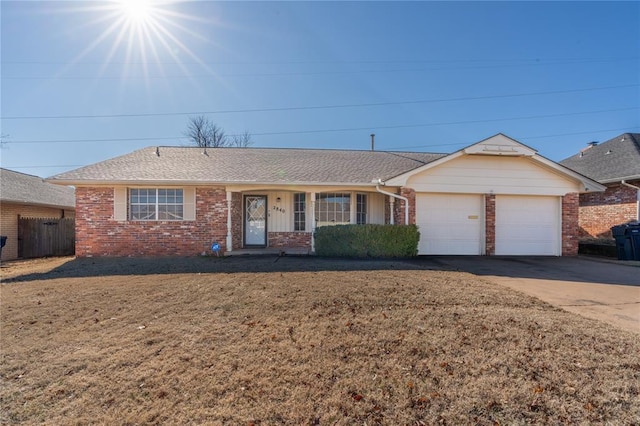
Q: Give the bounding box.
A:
[314,224,420,258]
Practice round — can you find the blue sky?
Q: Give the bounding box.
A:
[1,1,639,178]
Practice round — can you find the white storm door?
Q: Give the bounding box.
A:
[416,193,483,255]
[244,195,267,246]
[495,195,560,256]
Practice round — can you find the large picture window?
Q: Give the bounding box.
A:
[293,193,306,231]
[130,188,184,221]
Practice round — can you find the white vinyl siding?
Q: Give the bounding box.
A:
[406,155,579,196]
[368,192,385,225]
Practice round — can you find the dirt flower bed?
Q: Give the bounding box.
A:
[1,256,639,424]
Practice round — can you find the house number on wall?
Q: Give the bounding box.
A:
[272,206,286,214]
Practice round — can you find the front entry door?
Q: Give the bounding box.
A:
[244,195,267,247]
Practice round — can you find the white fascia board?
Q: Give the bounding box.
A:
[599,175,640,184]
[0,199,75,210]
[384,151,464,186]
[531,155,606,193]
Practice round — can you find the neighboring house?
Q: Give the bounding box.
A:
[560,133,640,238]
[47,134,604,257]
[0,168,75,261]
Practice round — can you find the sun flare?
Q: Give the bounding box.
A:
[119,0,153,23]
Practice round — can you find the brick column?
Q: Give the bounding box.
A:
[562,193,579,256]
[231,192,243,250]
[485,194,496,255]
[394,188,416,225]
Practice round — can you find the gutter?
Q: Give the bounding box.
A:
[375,179,409,225]
[621,180,640,220]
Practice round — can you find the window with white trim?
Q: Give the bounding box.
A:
[293,193,306,231]
[129,188,184,220]
[356,193,367,224]
[315,193,350,225]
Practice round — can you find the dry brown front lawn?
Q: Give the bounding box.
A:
[1,256,639,424]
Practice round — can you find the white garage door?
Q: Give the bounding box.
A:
[416,194,483,255]
[495,195,560,256]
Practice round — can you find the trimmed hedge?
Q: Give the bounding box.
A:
[314,224,420,258]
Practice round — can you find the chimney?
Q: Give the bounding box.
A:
[579,141,598,156]
[370,133,375,151]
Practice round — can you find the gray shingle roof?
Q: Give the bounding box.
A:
[47,147,447,185]
[560,133,640,183]
[1,168,75,208]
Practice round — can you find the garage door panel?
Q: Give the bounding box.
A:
[416,194,482,255]
[495,196,559,256]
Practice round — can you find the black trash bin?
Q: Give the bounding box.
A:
[611,225,634,260]
[0,236,7,259]
[626,223,640,261]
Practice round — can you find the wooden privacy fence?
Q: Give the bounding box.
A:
[18,217,75,258]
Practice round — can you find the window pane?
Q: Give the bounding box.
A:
[315,193,350,225]
[130,188,184,221]
[357,193,367,225]
[294,193,306,231]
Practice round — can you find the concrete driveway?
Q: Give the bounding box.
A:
[427,256,640,334]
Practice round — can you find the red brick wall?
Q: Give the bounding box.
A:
[394,188,416,225]
[75,187,228,257]
[231,192,243,250]
[578,181,639,238]
[384,195,391,225]
[484,194,496,255]
[562,193,579,256]
[268,232,312,248]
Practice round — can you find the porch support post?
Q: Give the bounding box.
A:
[226,191,233,252]
[310,192,316,252]
[389,197,395,225]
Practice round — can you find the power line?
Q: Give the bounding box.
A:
[3,84,637,121]
[4,56,637,66]
[7,124,638,170]
[6,125,639,170]
[6,60,639,80]
[7,109,638,145]
[388,126,640,150]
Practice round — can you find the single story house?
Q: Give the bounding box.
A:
[47,134,604,257]
[560,133,640,238]
[0,168,75,261]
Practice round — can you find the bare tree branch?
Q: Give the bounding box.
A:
[184,116,253,148]
[0,133,9,149]
[230,131,253,147]
[184,116,227,147]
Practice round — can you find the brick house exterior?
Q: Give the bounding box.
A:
[561,133,640,239]
[49,134,603,257]
[575,180,640,238]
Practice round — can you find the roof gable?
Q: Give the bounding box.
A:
[1,168,75,208]
[384,133,604,193]
[560,133,640,183]
[462,133,537,156]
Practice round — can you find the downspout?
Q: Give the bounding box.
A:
[375,179,409,225]
[621,180,640,221]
